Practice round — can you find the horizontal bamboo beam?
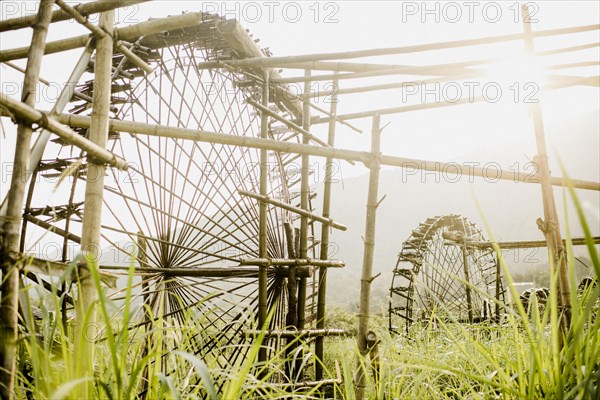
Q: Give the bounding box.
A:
[464,236,600,249]
[25,256,117,288]
[239,190,348,231]
[217,42,600,73]
[239,258,345,268]
[308,75,599,124]
[100,265,260,277]
[246,328,348,338]
[0,93,128,170]
[246,98,355,165]
[98,264,311,278]
[54,112,600,191]
[0,0,149,32]
[0,12,207,62]
[54,0,153,74]
[271,64,484,85]
[196,24,599,69]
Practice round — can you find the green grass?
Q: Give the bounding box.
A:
[11,184,600,399]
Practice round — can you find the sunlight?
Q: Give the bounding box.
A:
[485,53,548,88]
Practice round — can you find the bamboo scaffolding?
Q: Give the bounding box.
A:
[0,3,54,396]
[0,12,209,62]
[0,94,128,170]
[0,43,94,218]
[55,113,600,191]
[522,6,571,331]
[315,74,338,380]
[308,75,598,123]
[0,0,148,32]
[246,98,355,166]
[75,11,114,393]
[216,19,303,119]
[239,190,347,231]
[208,41,599,72]
[54,0,153,73]
[354,115,382,399]
[258,71,269,363]
[270,63,484,85]
[196,23,599,69]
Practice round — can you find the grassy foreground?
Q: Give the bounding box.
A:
[10,188,600,399]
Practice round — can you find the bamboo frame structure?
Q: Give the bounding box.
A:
[315,74,339,380]
[355,115,382,400]
[0,12,211,62]
[0,3,54,397]
[1,3,598,396]
[0,42,95,218]
[239,190,347,231]
[53,112,600,191]
[195,23,598,69]
[0,0,149,32]
[522,5,571,331]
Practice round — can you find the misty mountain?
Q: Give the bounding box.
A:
[315,110,600,308]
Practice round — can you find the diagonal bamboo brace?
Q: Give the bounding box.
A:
[0,93,128,170]
[238,190,348,231]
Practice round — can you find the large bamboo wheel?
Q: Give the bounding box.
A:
[19,15,318,389]
[388,215,504,333]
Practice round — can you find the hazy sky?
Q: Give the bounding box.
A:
[1,1,599,186]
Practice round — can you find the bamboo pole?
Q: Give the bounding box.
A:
[0,12,208,62]
[522,5,571,331]
[54,0,153,73]
[0,0,148,32]
[297,71,311,333]
[0,42,94,218]
[216,19,303,119]
[461,242,474,323]
[196,23,598,69]
[55,113,600,191]
[238,190,347,231]
[258,71,269,364]
[239,258,344,268]
[307,74,594,123]
[138,234,151,397]
[271,63,484,85]
[315,75,339,380]
[246,329,347,338]
[0,94,128,170]
[75,10,114,393]
[0,2,54,397]
[462,236,600,249]
[354,115,382,400]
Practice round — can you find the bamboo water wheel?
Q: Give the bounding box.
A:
[18,14,322,389]
[388,215,505,333]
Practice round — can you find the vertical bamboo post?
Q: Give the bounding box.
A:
[138,234,151,397]
[297,70,312,331]
[495,252,501,322]
[461,242,474,323]
[0,1,54,397]
[522,5,571,332]
[315,75,339,380]
[75,9,114,388]
[258,70,270,363]
[354,115,381,400]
